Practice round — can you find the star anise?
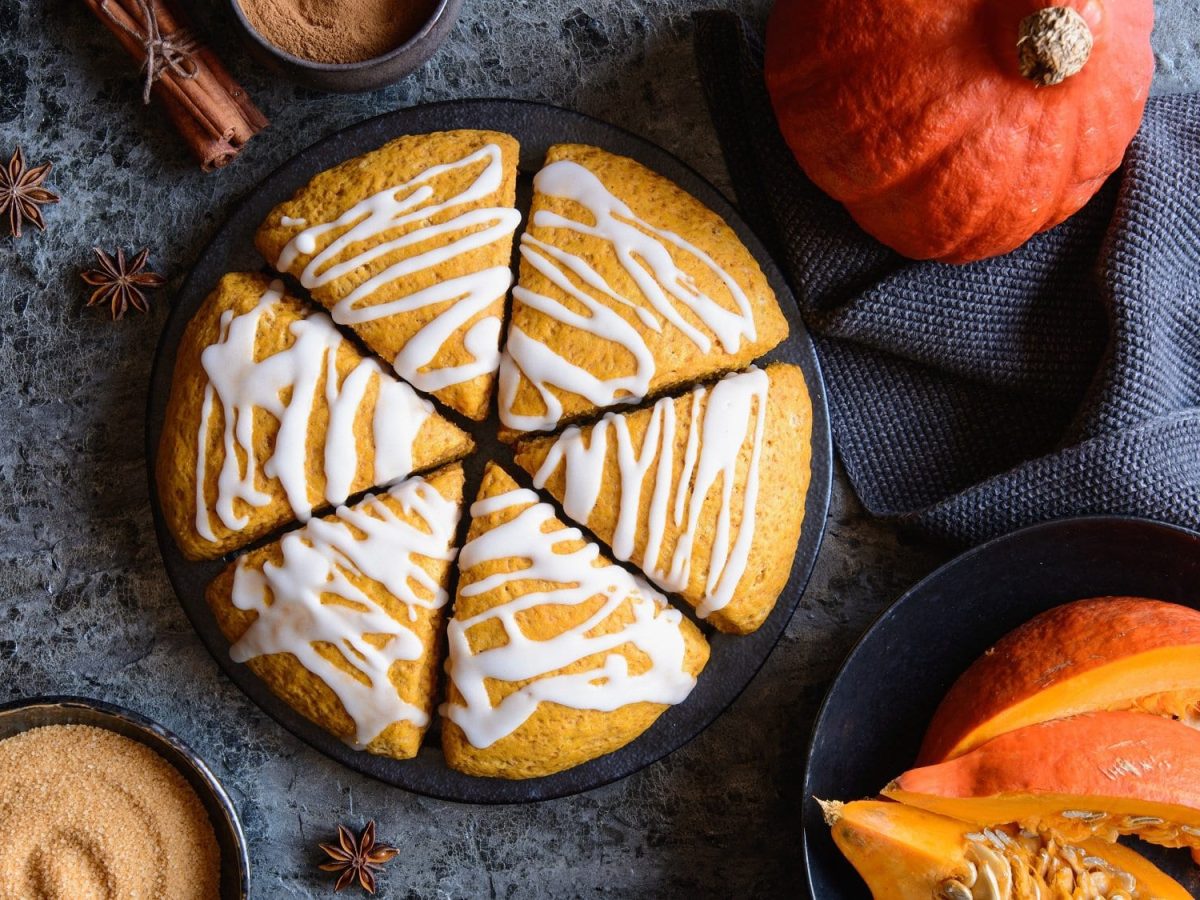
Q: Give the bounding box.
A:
[80,247,166,320]
[318,820,399,894]
[0,146,59,237]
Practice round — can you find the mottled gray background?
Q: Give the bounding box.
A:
[2,1,1198,897]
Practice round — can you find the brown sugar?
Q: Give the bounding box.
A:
[237,0,440,64]
[0,724,221,899]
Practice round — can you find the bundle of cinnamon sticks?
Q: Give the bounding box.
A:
[83,0,267,171]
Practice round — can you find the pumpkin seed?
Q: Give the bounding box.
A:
[936,880,972,900]
[959,861,978,889]
[978,858,1007,900]
[1061,809,1106,822]
[966,826,1152,900]
[1181,825,1200,837]
[1124,815,1164,827]
[983,827,1009,849]
[1034,848,1051,879]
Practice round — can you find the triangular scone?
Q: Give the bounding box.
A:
[156,272,473,561]
[514,364,811,635]
[206,465,465,759]
[440,463,709,779]
[497,143,789,438]
[256,130,521,420]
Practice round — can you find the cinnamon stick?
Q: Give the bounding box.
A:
[82,0,267,171]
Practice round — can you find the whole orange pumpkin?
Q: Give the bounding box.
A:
[764,0,1155,263]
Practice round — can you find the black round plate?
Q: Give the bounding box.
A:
[146,99,833,803]
[803,515,1200,897]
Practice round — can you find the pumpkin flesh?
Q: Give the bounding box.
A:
[888,712,1200,857]
[823,800,979,899]
[919,598,1200,764]
[823,799,1190,899]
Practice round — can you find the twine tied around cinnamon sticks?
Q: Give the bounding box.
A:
[99,0,199,104]
[84,0,267,171]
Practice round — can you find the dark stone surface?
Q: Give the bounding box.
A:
[1,1,1196,896]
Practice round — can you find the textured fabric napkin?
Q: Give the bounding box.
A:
[693,11,1200,546]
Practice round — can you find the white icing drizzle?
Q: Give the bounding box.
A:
[193,280,433,542]
[229,475,460,748]
[441,485,698,749]
[275,144,521,394]
[532,367,769,619]
[499,158,758,432]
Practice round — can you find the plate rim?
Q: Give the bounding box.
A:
[145,96,834,804]
[800,513,1200,898]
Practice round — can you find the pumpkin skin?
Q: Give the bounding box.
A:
[886,712,1200,856]
[823,799,1191,900]
[919,597,1200,764]
[764,0,1155,262]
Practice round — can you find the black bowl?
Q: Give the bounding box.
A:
[228,0,463,92]
[0,695,250,899]
[803,515,1200,898]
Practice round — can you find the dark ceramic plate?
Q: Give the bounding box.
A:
[0,695,250,899]
[803,515,1200,898]
[146,99,833,803]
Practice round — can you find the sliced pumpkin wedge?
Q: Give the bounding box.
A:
[887,712,1200,858]
[919,597,1200,764]
[820,799,1191,900]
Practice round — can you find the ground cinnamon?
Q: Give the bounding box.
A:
[83,0,267,171]
[237,0,439,64]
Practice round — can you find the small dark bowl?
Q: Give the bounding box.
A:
[228,0,463,93]
[0,695,251,899]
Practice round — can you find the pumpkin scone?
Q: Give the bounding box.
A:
[515,364,811,634]
[207,465,465,759]
[497,142,789,438]
[256,130,521,420]
[440,463,709,779]
[156,272,473,561]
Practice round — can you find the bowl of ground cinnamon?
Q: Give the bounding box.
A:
[230,0,462,92]
[0,695,250,899]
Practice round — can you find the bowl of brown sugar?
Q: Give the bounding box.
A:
[230,0,463,92]
[0,695,249,899]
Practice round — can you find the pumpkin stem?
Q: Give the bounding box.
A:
[1017,6,1093,86]
[816,798,844,826]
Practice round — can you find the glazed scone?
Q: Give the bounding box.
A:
[256,130,521,420]
[515,364,811,635]
[497,143,789,438]
[440,463,709,779]
[156,272,473,561]
[207,465,464,759]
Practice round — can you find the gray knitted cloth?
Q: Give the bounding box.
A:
[694,12,1200,546]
